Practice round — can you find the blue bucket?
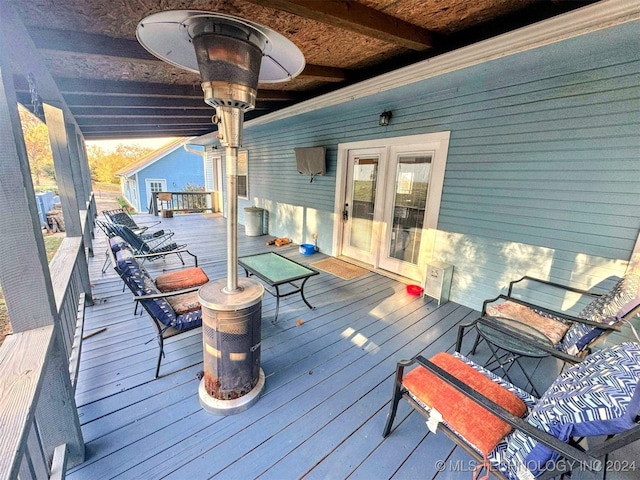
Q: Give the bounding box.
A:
[299,243,316,255]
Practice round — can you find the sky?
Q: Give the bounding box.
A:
[86,137,178,152]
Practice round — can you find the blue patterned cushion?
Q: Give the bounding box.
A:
[560,274,640,355]
[116,250,149,295]
[174,309,202,331]
[109,236,128,253]
[141,297,178,329]
[115,251,178,328]
[505,343,640,479]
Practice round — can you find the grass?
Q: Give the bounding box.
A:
[44,236,63,262]
[0,234,62,346]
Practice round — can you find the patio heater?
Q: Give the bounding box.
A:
[137,10,304,414]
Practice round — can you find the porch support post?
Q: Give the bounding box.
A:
[0,56,55,335]
[44,103,82,237]
[77,134,98,225]
[0,54,84,472]
[66,122,94,257]
[43,103,92,302]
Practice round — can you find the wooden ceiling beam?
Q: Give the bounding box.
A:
[300,64,346,82]
[66,106,270,118]
[26,27,347,81]
[13,75,203,98]
[77,116,214,126]
[58,94,212,109]
[80,124,213,134]
[246,0,435,50]
[68,108,213,118]
[14,75,301,102]
[27,27,158,62]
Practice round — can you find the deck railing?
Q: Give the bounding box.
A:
[150,191,220,216]
[49,236,88,389]
[0,206,92,479]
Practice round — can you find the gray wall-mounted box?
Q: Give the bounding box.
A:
[424,261,453,306]
[295,146,326,181]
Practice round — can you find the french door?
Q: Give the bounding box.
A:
[337,133,450,282]
[378,146,433,279]
[341,147,385,264]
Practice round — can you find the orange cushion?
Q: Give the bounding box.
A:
[166,291,201,314]
[155,267,209,293]
[402,352,526,457]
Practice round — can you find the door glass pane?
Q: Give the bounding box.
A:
[388,154,432,264]
[349,156,378,252]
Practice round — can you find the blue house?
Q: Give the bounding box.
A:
[115,138,205,213]
[194,9,640,313]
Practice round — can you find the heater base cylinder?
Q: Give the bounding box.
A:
[199,368,265,416]
[198,277,264,415]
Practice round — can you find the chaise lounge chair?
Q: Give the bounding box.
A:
[96,219,181,272]
[103,208,161,235]
[107,223,197,266]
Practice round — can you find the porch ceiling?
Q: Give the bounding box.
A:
[9,0,598,140]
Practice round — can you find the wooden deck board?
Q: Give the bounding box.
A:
[68,213,640,480]
[194,306,465,478]
[118,289,446,478]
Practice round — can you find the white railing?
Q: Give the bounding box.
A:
[49,236,88,390]
[0,206,92,479]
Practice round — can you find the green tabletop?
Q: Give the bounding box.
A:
[238,252,318,286]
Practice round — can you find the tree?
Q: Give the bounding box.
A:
[87,143,154,184]
[18,104,54,187]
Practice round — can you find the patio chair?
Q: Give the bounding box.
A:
[457,272,640,363]
[107,236,207,315]
[96,219,180,272]
[103,208,161,235]
[383,342,640,480]
[108,223,197,266]
[113,246,207,378]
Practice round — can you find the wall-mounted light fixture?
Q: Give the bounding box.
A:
[379,110,392,126]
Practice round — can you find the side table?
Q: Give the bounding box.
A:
[475,315,554,396]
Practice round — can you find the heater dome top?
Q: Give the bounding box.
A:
[136,10,305,83]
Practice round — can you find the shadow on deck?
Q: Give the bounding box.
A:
[69,213,639,479]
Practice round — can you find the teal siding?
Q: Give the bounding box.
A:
[236,21,640,311]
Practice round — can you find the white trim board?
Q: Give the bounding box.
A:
[333,132,451,268]
[245,0,639,130]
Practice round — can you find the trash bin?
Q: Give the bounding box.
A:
[244,207,264,236]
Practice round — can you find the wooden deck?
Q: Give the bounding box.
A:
[68,213,639,480]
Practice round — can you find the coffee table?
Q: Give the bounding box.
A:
[476,315,554,396]
[238,252,319,323]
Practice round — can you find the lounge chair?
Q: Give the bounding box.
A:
[383,342,640,480]
[103,208,161,235]
[96,219,180,272]
[112,242,207,377]
[95,218,167,241]
[457,273,640,363]
[107,223,197,266]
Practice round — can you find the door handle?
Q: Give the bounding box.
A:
[343,203,349,221]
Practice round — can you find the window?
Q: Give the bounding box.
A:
[149,181,164,193]
[238,150,249,199]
